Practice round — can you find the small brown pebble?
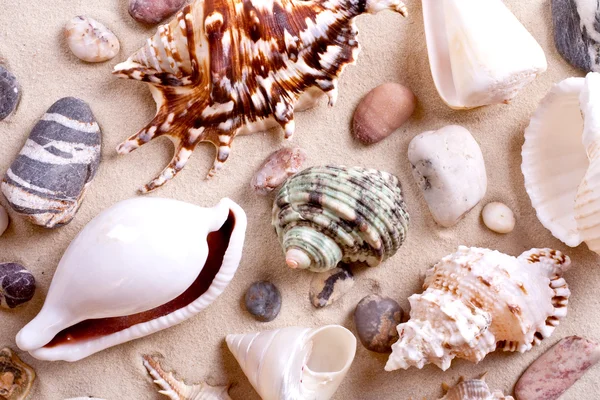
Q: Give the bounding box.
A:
[251,147,306,195]
[129,0,187,25]
[353,82,416,145]
[244,281,281,322]
[515,336,600,400]
[354,294,403,353]
[309,266,354,308]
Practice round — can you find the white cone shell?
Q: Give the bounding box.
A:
[226,325,356,400]
[423,0,547,109]
[522,72,600,253]
[16,197,247,361]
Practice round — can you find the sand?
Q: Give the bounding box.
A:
[1,0,599,399]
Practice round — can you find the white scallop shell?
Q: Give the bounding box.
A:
[385,246,570,371]
[16,197,247,361]
[226,325,356,400]
[423,0,547,109]
[522,72,600,252]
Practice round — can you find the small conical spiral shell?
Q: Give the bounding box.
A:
[272,165,410,272]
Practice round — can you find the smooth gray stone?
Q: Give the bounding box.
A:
[1,97,101,228]
[0,65,20,120]
[552,0,600,72]
[0,263,35,309]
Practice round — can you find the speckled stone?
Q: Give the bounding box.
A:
[244,281,281,322]
[515,336,600,400]
[0,263,35,309]
[0,65,20,121]
[552,0,600,72]
[251,147,307,195]
[1,97,102,228]
[129,0,187,24]
[309,265,354,308]
[354,294,403,353]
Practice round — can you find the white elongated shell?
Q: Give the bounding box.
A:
[385,246,570,371]
[226,325,356,400]
[522,72,600,252]
[16,197,247,361]
[423,0,547,109]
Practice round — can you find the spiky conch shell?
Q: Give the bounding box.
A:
[385,246,571,371]
[272,165,410,272]
[112,0,407,192]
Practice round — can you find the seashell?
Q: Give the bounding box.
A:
[226,325,356,400]
[515,336,600,400]
[1,97,102,228]
[251,148,307,195]
[143,355,232,400]
[272,165,410,272]
[244,281,282,322]
[385,246,571,371]
[0,64,20,121]
[112,0,408,192]
[0,263,36,309]
[481,202,515,234]
[0,348,35,400]
[439,376,513,400]
[65,16,120,63]
[16,197,247,361]
[64,398,106,400]
[422,0,547,109]
[522,72,600,253]
[0,205,8,236]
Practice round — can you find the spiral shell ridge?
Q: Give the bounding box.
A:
[272,165,409,272]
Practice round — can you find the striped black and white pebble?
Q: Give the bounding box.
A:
[1,97,101,228]
[309,265,355,308]
[552,0,600,72]
[0,263,35,309]
[0,65,20,121]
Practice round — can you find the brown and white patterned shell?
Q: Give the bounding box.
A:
[0,348,35,400]
[440,377,513,400]
[113,0,407,192]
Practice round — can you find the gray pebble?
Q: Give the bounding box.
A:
[354,294,403,353]
[309,266,354,308]
[0,65,20,121]
[552,0,600,72]
[244,281,281,322]
[0,263,35,309]
[1,97,101,228]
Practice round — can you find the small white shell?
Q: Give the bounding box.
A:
[16,197,247,361]
[65,16,120,62]
[423,0,547,109]
[227,325,356,400]
[522,72,600,253]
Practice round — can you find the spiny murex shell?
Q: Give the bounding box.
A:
[113,0,408,192]
[385,246,571,371]
[422,0,547,109]
[143,355,231,400]
[227,325,356,400]
[439,376,513,400]
[16,197,247,362]
[272,165,410,272]
[522,72,600,254]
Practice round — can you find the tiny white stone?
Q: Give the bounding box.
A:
[0,205,9,236]
[482,202,515,234]
[65,16,120,63]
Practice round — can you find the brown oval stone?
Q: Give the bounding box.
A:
[352,82,416,145]
[354,294,403,353]
[129,0,186,25]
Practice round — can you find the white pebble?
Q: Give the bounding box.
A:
[482,202,515,233]
[65,16,120,63]
[0,205,9,236]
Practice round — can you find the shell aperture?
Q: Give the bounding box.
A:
[113,0,408,192]
[16,197,247,361]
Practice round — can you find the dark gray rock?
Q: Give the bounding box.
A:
[129,0,186,24]
[0,263,35,309]
[309,265,354,308]
[354,294,403,353]
[1,97,101,228]
[552,0,600,72]
[0,65,20,121]
[244,281,281,322]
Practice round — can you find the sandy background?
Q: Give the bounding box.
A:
[1,0,599,398]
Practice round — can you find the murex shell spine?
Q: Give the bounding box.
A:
[113,0,407,192]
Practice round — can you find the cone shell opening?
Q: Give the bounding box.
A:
[305,325,357,375]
